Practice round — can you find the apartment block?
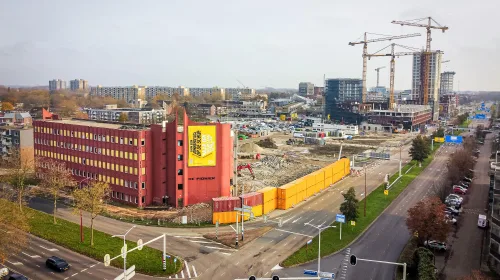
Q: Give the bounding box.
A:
[0,126,34,165]
[86,107,167,124]
[144,86,189,100]
[189,87,225,99]
[49,79,66,91]
[299,82,314,96]
[225,88,255,100]
[70,79,89,91]
[411,51,443,121]
[90,86,145,101]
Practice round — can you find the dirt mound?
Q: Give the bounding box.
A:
[256,138,278,149]
[239,142,264,153]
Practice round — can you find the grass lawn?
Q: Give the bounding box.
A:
[282,143,442,267]
[20,203,183,276]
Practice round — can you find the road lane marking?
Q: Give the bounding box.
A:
[181,270,185,278]
[221,252,231,255]
[306,219,314,224]
[283,216,295,224]
[6,260,23,266]
[193,265,198,277]
[203,246,237,251]
[185,261,191,278]
[81,268,87,272]
[21,252,41,258]
[189,240,218,244]
[275,229,313,238]
[39,245,58,252]
[71,273,78,277]
[292,217,301,223]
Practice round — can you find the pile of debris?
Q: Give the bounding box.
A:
[256,138,278,149]
[170,202,212,223]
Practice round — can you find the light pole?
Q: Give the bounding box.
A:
[304,222,336,275]
[364,162,367,217]
[112,225,136,280]
[77,177,91,243]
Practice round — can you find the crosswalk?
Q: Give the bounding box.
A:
[173,235,237,256]
[168,261,198,279]
[338,247,351,279]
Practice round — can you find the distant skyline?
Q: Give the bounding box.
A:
[0,0,498,91]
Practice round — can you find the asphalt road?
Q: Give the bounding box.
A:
[277,143,456,280]
[1,235,122,280]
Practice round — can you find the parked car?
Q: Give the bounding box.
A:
[459,182,470,189]
[447,194,464,203]
[424,240,448,251]
[8,274,28,280]
[46,256,70,272]
[478,214,488,228]
[453,186,467,195]
[445,215,458,225]
[463,177,473,183]
[445,206,460,215]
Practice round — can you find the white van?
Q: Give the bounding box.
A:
[478,214,488,228]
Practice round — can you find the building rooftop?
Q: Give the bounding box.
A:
[86,107,161,112]
[369,105,431,113]
[41,119,149,130]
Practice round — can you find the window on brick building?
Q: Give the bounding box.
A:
[178,184,183,190]
[177,155,183,161]
[141,139,145,146]
[177,169,183,175]
[120,137,124,144]
[177,140,183,146]
[141,182,145,189]
[141,196,145,204]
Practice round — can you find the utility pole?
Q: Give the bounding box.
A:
[233,129,238,196]
[364,163,367,217]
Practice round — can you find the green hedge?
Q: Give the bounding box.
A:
[20,203,183,276]
[282,143,442,267]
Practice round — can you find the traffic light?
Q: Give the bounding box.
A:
[272,275,280,280]
[350,255,357,266]
[249,276,256,280]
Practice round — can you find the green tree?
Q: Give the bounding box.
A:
[0,148,34,211]
[340,187,359,222]
[118,112,128,122]
[0,195,29,264]
[73,181,111,247]
[431,127,445,138]
[409,135,431,167]
[38,159,76,224]
[1,101,14,111]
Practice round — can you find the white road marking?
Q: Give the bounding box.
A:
[39,245,59,252]
[193,265,198,277]
[174,236,205,239]
[203,246,237,251]
[221,252,231,255]
[21,252,41,258]
[185,260,191,278]
[292,217,301,223]
[306,219,314,224]
[6,260,23,266]
[283,216,296,224]
[275,228,313,238]
[71,273,78,277]
[181,270,185,278]
[81,268,87,272]
[189,240,217,244]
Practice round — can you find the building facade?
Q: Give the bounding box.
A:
[49,79,66,91]
[299,82,314,96]
[33,116,233,208]
[314,86,324,96]
[365,105,432,131]
[0,112,33,125]
[225,88,255,100]
[144,86,189,100]
[411,51,443,121]
[324,78,363,124]
[86,108,167,124]
[189,88,225,99]
[0,126,33,164]
[440,71,455,95]
[69,79,89,91]
[90,86,145,101]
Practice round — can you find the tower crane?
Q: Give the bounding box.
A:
[391,17,449,105]
[349,32,421,103]
[366,44,420,109]
[374,66,386,87]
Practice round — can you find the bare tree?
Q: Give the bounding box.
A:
[431,176,453,202]
[0,148,35,211]
[0,192,29,264]
[37,159,76,224]
[73,181,110,247]
[447,148,475,185]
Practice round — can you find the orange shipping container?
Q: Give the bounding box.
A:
[296,190,306,203]
[258,187,278,203]
[277,195,297,210]
[213,211,239,224]
[278,183,296,199]
[262,199,277,214]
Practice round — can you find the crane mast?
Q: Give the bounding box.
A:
[374,66,386,87]
[349,33,421,104]
[391,17,448,106]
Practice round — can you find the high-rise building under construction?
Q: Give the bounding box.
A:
[411,51,443,121]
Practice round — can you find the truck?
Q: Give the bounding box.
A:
[478,214,488,228]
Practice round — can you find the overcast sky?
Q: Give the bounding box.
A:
[0,0,497,91]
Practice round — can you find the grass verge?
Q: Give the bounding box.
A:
[282,143,442,267]
[18,202,183,276]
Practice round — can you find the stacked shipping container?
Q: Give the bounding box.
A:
[212,197,241,224]
[212,157,350,224]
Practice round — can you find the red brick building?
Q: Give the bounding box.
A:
[33,111,233,208]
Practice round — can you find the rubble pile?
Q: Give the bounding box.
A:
[170,202,212,223]
[256,138,278,149]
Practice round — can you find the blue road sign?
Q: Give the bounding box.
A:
[307,239,313,245]
[475,114,486,119]
[336,214,346,223]
[304,269,318,276]
[445,135,463,144]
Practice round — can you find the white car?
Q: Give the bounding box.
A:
[447,194,464,202]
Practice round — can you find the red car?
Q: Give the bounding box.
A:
[453,186,467,194]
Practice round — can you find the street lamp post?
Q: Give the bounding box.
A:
[304,222,336,275]
[112,226,136,280]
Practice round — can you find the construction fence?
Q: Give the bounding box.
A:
[212,157,350,224]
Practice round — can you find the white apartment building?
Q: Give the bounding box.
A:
[225,88,256,100]
[86,107,167,124]
[189,87,225,99]
[144,86,189,100]
[70,79,89,91]
[440,71,455,95]
[49,79,66,91]
[411,51,443,121]
[90,85,145,101]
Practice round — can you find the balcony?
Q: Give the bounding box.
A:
[494,217,500,227]
[492,232,500,244]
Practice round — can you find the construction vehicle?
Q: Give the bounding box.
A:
[237,164,255,179]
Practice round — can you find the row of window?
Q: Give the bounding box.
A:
[35,138,145,160]
[72,168,145,189]
[35,149,146,176]
[35,126,145,146]
[111,192,145,205]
